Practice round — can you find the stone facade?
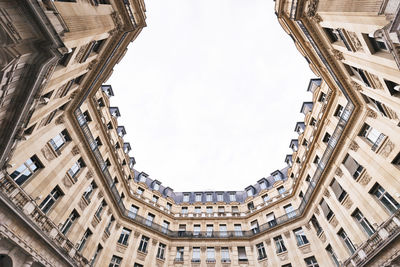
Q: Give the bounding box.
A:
[0,0,400,267]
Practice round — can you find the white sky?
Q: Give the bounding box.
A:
[108,0,314,191]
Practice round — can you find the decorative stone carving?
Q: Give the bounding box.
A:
[278,252,288,261]
[69,91,78,100]
[306,0,319,17]
[97,190,103,199]
[370,74,384,90]
[331,49,344,60]
[63,175,73,188]
[111,12,124,31]
[74,45,88,63]
[349,140,359,152]
[314,207,320,215]
[299,244,311,254]
[41,145,56,161]
[312,13,323,23]
[55,115,65,125]
[116,245,126,253]
[304,223,311,230]
[342,196,353,209]
[133,231,141,238]
[351,81,363,92]
[78,198,87,210]
[107,208,112,215]
[359,173,372,186]
[91,216,99,228]
[335,168,343,177]
[87,59,98,70]
[71,145,80,156]
[347,31,363,51]
[283,231,290,238]
[323,188,330,198]
[366,108,377,119]
[380,140,395,158]
[330,216,338,227]
[85,170,93,180]
[152,239,158,245]
[115,222,121,229]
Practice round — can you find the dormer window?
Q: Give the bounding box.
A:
[206,193,213,202]
[246,188,253,197]
[259,181,266,190]
[273,172,282,182]
[195,193,202,202]
[183,194,190,202]
[153,183,160,191]
[229,193,236,202]
[247,202,255,210]
[217,193,223,202]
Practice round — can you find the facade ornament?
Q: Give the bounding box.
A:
[133,231,141,238]
[304,222,311,230]
[63,175,73,188]
[115,222,121,229]
[323,188,330,198]
[71,145,80,156]
[312,13,323,23]
[201,247,206,252]
[85,170,93,180]
[330,216,338,227]
[91,217,99,228]
[319,232,326,242]
[87,59,98,70]
[279,253,288,261]
[74,45,88,63]
[379,140,394,158]
[351,81,363,92]
[283,231,290,238]
[349,140,359,152]
[331,49,344,60]
[111,12,124,32]
[347,31,363,51]
[55,115,65,125]
[107,208,112,215]
[335,167,343,177]
[69,91,78,100]
[359,173,372,186]
[152,239,158,246]
[366,108,378,119]
[370,74,384,90]
[41,145,56,161]
[314,207,320,215]
[306,0,319,17]
[97,190,103,199]
[342,196,353,209]
[78,198,87,210]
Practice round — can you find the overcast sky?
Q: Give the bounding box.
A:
[108,0,314,191]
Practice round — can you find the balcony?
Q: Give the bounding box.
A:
[343,209,400,267]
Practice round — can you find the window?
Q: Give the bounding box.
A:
[136,187,144,195]
[146,213,155,226]
[10,156,43,185]
[310,117,316,126]
[153,182,160,190]
[260,181,267,189]
[232,206,239,213]
[330,178,347,202]
[320,199,334,221]
[217,193,223,202]
[92,39,106,53]
[107,122,113,130]
[342,154,364,179]
[118,228,131,246]
[247,201,255,210]
[334,104,344,117]
[384,79,400,96]
[323,132,331,143]
[366,35,389,53]
[39,186,62,214]
[207,247,215,262]
[238,247,248,261]
[218,206,225,213]
[83,110,92,122]
[251,220,260,233]
[195,193,202,202]
[305,256,319,267]
[193,224,200,236]
[50,129,71,151]
[284,204,296,218]
[105,216,114,234]
[138,235,149,253]
[157,243,166,260]
[277,186,286,195]
[83,181,97,202]
[176,247,184,261]
[183,193,190,202]
[352,209,375,236]
[133,264,143,267]
[294,228,309,246]
[95,200,106,219]
[256,242,267,260]
[90,244,102,266]
[266,212,277,227]
[162,220,170,233]
[129,205,138,218]
[221,247,230,262]
[206,206,213,214]
[109,255,122,267]
[229,193,236,201]
[314,155,320,164]
[181,207,188,214]
[263,194,270,202]
[323,27,340,43]
[220,224,227,237]
[310,215,323,235]
[68,158,85,180]
[60,209,79,235]
[178,224,186,236]
[370,183,400,214]
[206,224,213,237]
[338,228,356,254]
[195,207,201,213]
[95,137,102,146]
[360,124,384,149]
[392,152,400,166]
[326,245,340,267]
[77,229,92,252]
[318,92,326,102]
[246,188,254,197]
[192,247,200,262]
[273,173,282,182]
[58,48,75,66]
[234,224,243,236]
[206,193,213,202]
[166,202,172,210]
[152,195,159,203]
[274,235,287,254]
